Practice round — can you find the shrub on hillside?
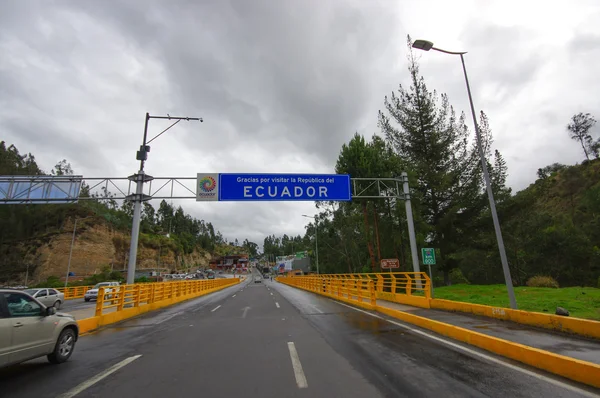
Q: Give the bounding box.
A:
[33,276,63,288]
[526,275,559,288]
[449,268,470,285]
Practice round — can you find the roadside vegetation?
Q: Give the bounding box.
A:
[434,284,600,321]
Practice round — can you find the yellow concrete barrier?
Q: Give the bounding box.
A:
[376,305,600,389]
[430,298,600,340]
[77,278,239,334]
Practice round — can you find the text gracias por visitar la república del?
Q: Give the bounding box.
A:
[236,176,336,199]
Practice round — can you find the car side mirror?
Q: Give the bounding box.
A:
[46,306,57,316]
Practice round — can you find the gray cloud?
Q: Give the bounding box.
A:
[1,1,599,248]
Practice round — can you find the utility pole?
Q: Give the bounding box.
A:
[126,113,202,285]
[65,216,92,288]
[401,172,421,289]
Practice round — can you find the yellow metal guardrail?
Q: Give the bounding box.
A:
[94,278,239,316]
[56,286,95,299]
[279,272,431,308]
[277,275,377,308]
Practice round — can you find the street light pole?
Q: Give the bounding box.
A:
[412,39,518,309]
[125,113,202,285]
[65,216,92,288]
[302,215,319,274]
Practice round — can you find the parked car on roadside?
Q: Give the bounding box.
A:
[0,289,79,367]
[84,282,120,302]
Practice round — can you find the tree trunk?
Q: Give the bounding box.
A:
[373,204,382,266]
[361,202,376,269]
[580,139,590,160]
[443,269,450,286]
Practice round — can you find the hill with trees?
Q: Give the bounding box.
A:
[0,141,258,285]
[268,39,599,288]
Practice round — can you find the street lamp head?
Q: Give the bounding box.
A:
[412,39,434,51]
[302,214,314,218]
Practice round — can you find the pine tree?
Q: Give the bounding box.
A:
[378,36,483,282]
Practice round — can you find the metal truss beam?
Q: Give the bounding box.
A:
[0,176,409,204]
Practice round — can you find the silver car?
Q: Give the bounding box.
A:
[84,281,120,302]
[0,289,79,367]
[24,288,65,309]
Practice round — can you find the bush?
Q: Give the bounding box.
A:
[449,268,470,285]
[33,276,63,288]
[526,275,559,288]
[597,276,600,289]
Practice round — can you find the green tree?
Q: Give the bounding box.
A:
[51,159,74,176]
[537,163,567,180]
[378,37,484,283]
[567,112,596,160]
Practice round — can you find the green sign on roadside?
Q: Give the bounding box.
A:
[421,248,436,265]
[295,251,307,259]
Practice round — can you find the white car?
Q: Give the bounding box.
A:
[84,282,120,302]
[24,288,65,309]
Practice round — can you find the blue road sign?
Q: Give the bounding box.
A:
[217,173,351,201]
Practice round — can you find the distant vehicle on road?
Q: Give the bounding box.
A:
[207,273,215,279]
[84,282,120,302]
[254,276,262,283]
[24,288,64,309]
[0,289,79,367]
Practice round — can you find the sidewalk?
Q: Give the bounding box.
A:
[378,300,600,365]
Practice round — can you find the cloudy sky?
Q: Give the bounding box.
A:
[1,0,599,247]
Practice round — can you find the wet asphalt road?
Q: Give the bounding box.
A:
[60,299,96,312]
[1,272,598,398]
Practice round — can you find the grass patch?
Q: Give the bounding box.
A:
[434,284,600,321]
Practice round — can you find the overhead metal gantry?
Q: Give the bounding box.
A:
[0,175,410,203]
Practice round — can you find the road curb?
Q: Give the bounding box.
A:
[375,305,600,389]
[429,298,600,340]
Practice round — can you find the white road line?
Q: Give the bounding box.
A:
[310,304,324,314]
[242,307,250,319]
[334,302,599,398]
[57,355,142,398]
[270,292,274,296]
[287,342,308,388]
[211,305,221,312]
[155,311,183,325]
[232,294,237,297]
[275,302,280,308]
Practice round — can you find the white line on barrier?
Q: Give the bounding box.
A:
[57,355,142,398]
[275,302,280,308]
[335,302,599,398]
[287,342,308,388]
[211,305,221,312]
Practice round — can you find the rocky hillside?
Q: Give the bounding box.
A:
[0,142,260,285]
[0,216,213,285]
